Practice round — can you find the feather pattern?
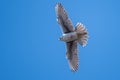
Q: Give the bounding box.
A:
[55,3,88,72]
[66,41,78,71]
[75,23,88,47]
[55,3,74,33]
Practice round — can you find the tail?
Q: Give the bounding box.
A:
[75,22,88,47]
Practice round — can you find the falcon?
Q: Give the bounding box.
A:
[55,3,88,72]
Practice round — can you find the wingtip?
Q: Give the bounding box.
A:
[55,2,62,7]
[70,65,78,72]
[68,60,79,72]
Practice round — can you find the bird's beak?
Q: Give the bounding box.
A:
[59,37,62,41]
[59,37,61,41]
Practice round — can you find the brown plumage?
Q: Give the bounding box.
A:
[55,3,88,72]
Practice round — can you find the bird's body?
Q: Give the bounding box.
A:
[60,32,78,42]
[55,3,88,72]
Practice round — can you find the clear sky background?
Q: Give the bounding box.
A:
[0,0,120,80]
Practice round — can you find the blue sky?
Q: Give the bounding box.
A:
[0,0,120,80]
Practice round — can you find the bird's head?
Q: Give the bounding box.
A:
[59,36,64,41]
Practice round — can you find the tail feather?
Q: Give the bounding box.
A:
[75,22,88,47]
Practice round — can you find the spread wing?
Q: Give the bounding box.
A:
[55,3,74,33]
[66,41,78,71]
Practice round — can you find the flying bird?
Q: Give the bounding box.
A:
[55,3,88,72]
